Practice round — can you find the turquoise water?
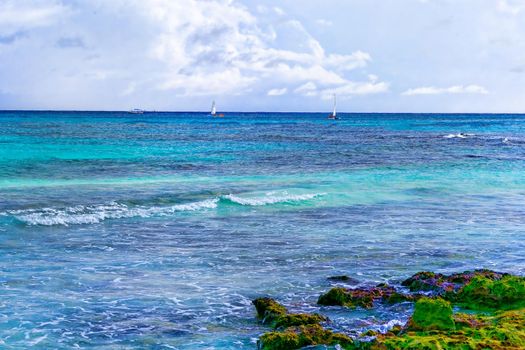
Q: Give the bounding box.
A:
[0,111,524,348]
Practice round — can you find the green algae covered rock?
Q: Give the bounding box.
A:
[318,287,353,307]
[406,297,455,331]
[258,324,354,350]
[455,274,525,310]
[371,308,525,350]
[254,270,525,350]
[402,269,507,295]
[402,271,448,292]
[273,313,326,329]
[252,297,326,329]
[253,298,287,325]
[318,284,413,308]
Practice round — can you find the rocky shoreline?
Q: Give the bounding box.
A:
[252,270,525,349]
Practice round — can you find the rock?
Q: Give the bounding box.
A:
[401,271,448,292]
[258,324,354,350]
[401,269,507,294]
[327,275,360,284]
[318,284,414,308]
[273,313,327,329]
[406,297,455,331]
[372,307,525,350]
[255,270,525,350]
[455,274,525,310]
[253,298,287,325]
[252,297,326,329]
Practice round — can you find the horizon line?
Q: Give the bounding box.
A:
[1,109,524,115]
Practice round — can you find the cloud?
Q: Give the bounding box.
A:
[137,0,381,96]
[295,76,389,98]
[321,81,390,98]
[0,31,27,45]
[315,19,333,27]
[0,0,389,110]
[0,0,68,35]
[402,85,489,96]
[497,0,525,15]
[294,82,318,96]
[267,88,288,96]
[56,37,85,49]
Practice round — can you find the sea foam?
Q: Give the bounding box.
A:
[222,192,323,206]
[7,192,322,226]
[443,133,474,139]
[10,199,219,226]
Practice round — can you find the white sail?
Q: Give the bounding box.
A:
[332,94,337,117]
[211,101,216,116]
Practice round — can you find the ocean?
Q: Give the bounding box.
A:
[0,111,524,349]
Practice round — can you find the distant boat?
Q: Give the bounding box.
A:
[129,108,144,114]
[327,94,339,120]
[211,101,224,117]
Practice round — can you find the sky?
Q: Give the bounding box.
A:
[0,0,525,112]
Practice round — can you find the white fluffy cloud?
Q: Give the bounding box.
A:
[497,0,525,15]
[0,0,389,110]
[4,0,523,112]
[0,0,67,35]
[295,75,388,99]
[135,0,383,96]
[267,88,288,96]
[402,85,488,96]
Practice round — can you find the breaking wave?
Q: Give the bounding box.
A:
[9,199,219,226]
[6,192,323,226]
[222,192,323,206]
[443,133,474,139]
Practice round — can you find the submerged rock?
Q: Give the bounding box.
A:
[318,284,415,308]
[327,275,360,284]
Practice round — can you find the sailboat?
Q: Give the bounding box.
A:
[210,101,224,117]
[327,94,339,120]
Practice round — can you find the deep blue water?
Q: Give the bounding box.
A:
[0,111,524,348]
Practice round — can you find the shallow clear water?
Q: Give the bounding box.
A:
[0,111,524,349]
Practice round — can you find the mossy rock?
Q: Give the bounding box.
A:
[273,313,326,329]
[371,308,525,350]
[258,324,354,350]
[407,297,455,331]
[252,297,327,329]
[318,287,354,307]
[402,271,447,292]
[456,275,525,310]
[402,269,507,295]
[253,298,287,325]
[318,285,412,308]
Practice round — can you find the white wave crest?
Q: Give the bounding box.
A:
[11,199,219,226]
[443,133,474,139]
[222,192,323,206]
[6,192,324,226]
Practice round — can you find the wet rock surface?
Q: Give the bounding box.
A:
[317,283,417,308]
[252,269,525,350]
